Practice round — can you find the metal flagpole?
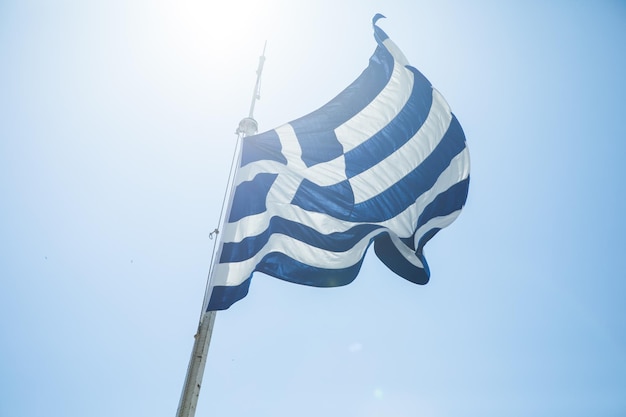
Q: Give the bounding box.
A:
[175,43,267,417]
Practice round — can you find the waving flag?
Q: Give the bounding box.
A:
[206,15,470,311]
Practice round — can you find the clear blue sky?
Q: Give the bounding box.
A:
[1,1,625,416]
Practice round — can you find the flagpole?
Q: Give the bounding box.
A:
[174,44,267,417]
[174,310,216,417]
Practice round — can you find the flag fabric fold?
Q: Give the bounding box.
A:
[206,15,470,311]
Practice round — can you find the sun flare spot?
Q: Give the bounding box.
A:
[348,342,363,352]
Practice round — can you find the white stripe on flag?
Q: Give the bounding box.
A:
[212,226,420,287]
[350,89,452,204]
[413,209,464,250]
[335,52,413,153]
[221,146,469,246]
[382,38,409,67]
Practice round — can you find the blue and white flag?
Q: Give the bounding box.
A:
[206,15,470,311]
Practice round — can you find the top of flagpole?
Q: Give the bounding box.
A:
[237,41,267,137]
[249,40,267,119]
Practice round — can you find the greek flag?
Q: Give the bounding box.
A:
[206,15,470,311]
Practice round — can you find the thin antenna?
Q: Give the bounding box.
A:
[237,41,267,137]
[249,41,267,119]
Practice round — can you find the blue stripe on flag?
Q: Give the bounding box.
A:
[344,67,433,178]
[373,14,389,43]
[415,177,470,237]
[291,113,467,222]
[220,219,380,263]
[415,228,440,254]
[241,130,288,167]
[291,45,394,167]
[255,252,366,287]
[374,233,430,284]
[208,278,252,311]
[228,173,278,222]
[208,249,370,311]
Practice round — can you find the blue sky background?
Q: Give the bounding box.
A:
[2,1,625,416]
